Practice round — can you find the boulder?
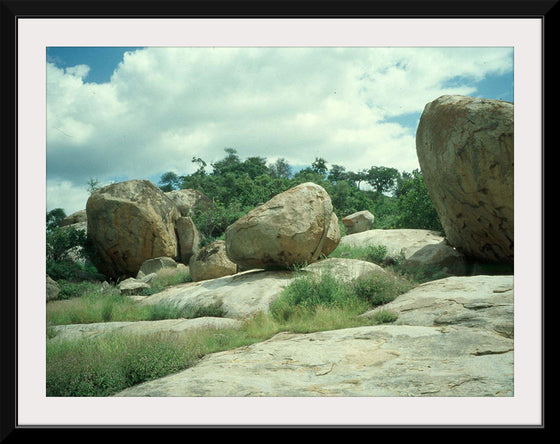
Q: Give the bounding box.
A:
[225,182,336,269]
[341,210,375,235]
[46,275,60,302]
[59,209,87,227]
[175,216,200,264]
[189,240,237,282]
[86,180,181,280]
[165,189,213,217]
[139,257,178,276]
[321,212,342,257]
[117,277,150,296]
[416,95,514,264]
[304,257,386,283]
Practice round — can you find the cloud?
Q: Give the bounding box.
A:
[46,47,513,213]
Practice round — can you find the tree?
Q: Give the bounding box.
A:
[328,164,347,183]
[311,157,328,176]
[46,208,66,233]
[158,171,182,192]
[268,158,293,179]
[346,169,368,190]
[86,177,101,194]
[394,169,444,233]
[366,166,400,194]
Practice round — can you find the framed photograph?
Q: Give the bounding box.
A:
[5,0,551,433]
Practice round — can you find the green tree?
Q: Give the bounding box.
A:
[86,177,101,194]
[394,169,444,233]
[328,164,347,183]
[366,166,400,194]
[158,171,182,192]
[268,158,293,179]
[311,157,328,176]
[47,208,66,233]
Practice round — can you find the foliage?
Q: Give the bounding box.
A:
[393,169,444,233]
[46,208,66,233]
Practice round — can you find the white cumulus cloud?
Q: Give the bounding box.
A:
[46,46,513,214]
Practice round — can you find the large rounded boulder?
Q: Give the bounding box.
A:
[86,180,182,279]
[225,182,337,269]
[416,95,514,264]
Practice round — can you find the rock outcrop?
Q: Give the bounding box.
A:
[59,209,87,227]
[339,229,444,262]
[138,257,179,276]
[189,240,237,282]
[114,273,514,397]
[86,180,198,279]
[49,317,243,343]
[225,182,337,269]
[416,95,514,264]
[165,189,213,217]
[46,275,60,302]
[341,210,375,235]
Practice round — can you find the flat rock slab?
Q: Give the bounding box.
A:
[137,269,295,319]
[339,229,444,260]
[113,324,513,397]
[361,275,513,338]
[137,258,384,319]
[49,317,242,342]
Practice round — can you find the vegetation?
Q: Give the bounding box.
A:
[45,148,447,397]
[158,148,444,245]
[46,267,411,397]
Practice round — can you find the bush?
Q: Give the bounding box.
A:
[271,270,412,323]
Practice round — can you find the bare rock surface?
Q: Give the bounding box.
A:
[113,323,513,397]
[137,258,383,319]
[416,95,514,264]
[225,182,337,269]
[49,317,242,343]
[339,229,444,261]
[361,275,514,338]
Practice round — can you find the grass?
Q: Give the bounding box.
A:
[47,267,193,327]
[328,243,391,265]
[46,249,416,397]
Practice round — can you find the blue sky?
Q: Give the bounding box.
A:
[46,46,514,214]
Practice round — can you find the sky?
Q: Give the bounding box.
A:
[46,46,514,215]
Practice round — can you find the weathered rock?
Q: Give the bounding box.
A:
[321,212,342,257]
[117,277,150,296]
[113,324,513,397]
[86,180,181,279]
[139,257,178,276]
[339,229,444,262]
[138,258,386,319]
[304,258,386,283]
[341,210,375,235]
[46,275,60,302]
[175,216,200,264]
[165,189,214,217]
[138,269,294,319]
[59,209,87,227]
[361,275,514,338]
[48,317,243,343]
[401,242,469,276]
[225,182,335,269]
[416,95,514,264]
[189,240,237,282]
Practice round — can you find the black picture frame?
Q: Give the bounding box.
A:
[3,0,554,437]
